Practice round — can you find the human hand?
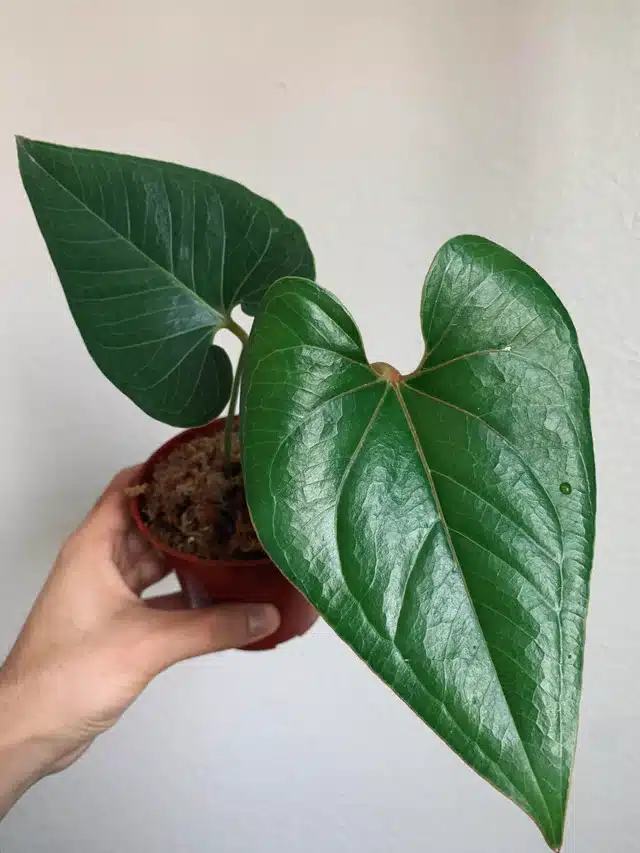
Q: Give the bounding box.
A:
[0,467,280,817]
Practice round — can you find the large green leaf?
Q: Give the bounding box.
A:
[17,137,314,426]
[242,236,595,849]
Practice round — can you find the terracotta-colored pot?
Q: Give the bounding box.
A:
[130,417,317,650]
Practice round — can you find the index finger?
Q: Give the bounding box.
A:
[81,465,142,540]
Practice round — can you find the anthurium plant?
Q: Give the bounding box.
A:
[18,137,595,850]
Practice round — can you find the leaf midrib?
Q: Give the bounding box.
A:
[394,380,555,833]
[404,376,567,750]
[404,382,565,554]
[259,362,553,828]
[258,377,535,802]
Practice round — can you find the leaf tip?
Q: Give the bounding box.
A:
[539,817,564,851]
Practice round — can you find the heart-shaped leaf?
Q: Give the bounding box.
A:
[242,236,595,849]
[17,137,314,426]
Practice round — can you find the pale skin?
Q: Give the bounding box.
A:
[0,467,281,819]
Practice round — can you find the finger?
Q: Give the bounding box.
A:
[145,603,281,674]
[145,592,189,611]
[82,466,142,541]
[115,527,171,595]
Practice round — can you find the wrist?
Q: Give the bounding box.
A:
[0,672,53,818]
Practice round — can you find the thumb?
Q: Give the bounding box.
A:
[146,603,281,673]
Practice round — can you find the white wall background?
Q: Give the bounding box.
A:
[0,1,638,851]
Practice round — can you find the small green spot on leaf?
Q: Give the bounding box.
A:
[560,482,572,495]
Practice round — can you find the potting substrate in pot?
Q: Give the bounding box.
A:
[130,418,317,651]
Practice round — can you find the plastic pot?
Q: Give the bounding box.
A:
[130,417,317,650]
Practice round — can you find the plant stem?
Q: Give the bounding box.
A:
[222,317,248,469]
[227,318,248,344]
[223,348,245,470]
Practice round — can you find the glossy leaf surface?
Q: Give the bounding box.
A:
[242,236,595,849]
[17,137,314,425]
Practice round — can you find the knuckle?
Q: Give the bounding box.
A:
[57,531,81,563]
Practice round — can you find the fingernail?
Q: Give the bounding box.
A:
[247,604,280,639]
